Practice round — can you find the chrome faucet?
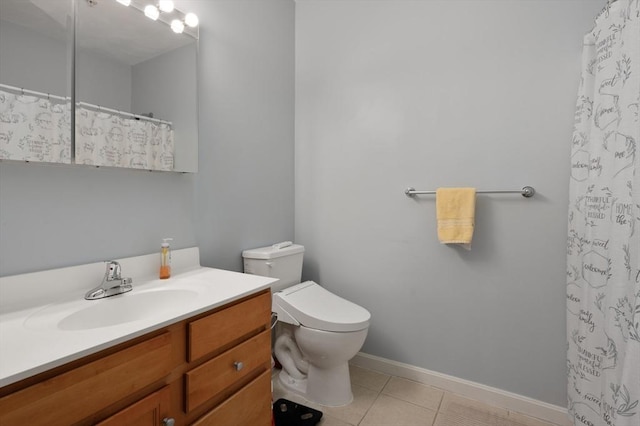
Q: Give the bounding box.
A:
[85,261,133,300]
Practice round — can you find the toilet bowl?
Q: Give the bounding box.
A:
[242,244,371,407]
[272,281,370,406]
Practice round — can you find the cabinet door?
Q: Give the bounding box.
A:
[97,386,171,426]
[191,370,271,426]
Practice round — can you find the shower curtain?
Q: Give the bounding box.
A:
[0,90,71,163]
[75,106,174,171]
[567,1,639,426]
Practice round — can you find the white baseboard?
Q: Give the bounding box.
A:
[350,352,570,426]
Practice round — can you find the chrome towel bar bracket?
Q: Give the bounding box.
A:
[405,186,535,198]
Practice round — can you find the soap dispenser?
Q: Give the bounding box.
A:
[160,238,173,279]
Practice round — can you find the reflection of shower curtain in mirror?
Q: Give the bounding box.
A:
[75,107,174,171]
[566,1,639,426]
[0,90,71,163]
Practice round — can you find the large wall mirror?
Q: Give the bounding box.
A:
[0,0,73,164]
[0,0,198,172]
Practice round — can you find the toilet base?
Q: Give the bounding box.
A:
[277,363,354,407]
[278,368,308,396]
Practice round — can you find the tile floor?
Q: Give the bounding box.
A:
[272,365,562,426]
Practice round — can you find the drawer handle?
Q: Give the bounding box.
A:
[162,418,175,426]
[234,361,244,371]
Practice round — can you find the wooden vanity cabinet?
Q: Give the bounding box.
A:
[97,386,172,426]
[0,289,272,426]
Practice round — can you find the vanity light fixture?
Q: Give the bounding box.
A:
[184,12,198,28]
[171,12,197,33]
[158,0,174,13]
[144,4,160,20]
[113,0,199,35]
[170,19,184,33]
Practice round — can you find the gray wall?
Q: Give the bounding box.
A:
[0,19,132,111]
[76,46,132,112]
[0,163,197,275]
[0,0,295,276]
[295,0,603,406]
[0,20,68,95]
[132,43,199,172]
[190,0,296,271]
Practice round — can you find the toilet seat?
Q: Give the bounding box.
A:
[273,281,370,332]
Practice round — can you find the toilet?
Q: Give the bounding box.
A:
[242,242,370,406]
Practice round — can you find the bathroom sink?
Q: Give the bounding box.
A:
[25,289,199,331]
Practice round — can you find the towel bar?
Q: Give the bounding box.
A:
[405,186,535,198]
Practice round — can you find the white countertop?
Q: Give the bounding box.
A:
[0,248,277,387]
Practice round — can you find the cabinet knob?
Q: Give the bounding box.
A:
[234,361,244,371]
[162,418,175,426]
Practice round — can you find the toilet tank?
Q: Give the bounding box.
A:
[242,243,305,292]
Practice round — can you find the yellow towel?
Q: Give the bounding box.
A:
[436,187,476,249]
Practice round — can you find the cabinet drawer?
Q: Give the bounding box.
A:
[188,291,271,361]
[185,330,270,413]
[191,370,272,426]
[0,332,172,426]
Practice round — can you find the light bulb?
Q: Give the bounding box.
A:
[171,19,184,34]
[144,4,159,20]
[158,0,174,13]
[184,12,198,28]
[116,0,131,6]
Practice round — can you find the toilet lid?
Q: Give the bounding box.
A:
[273,281,370,332]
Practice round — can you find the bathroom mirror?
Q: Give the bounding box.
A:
[75,0,198,172]
[0,0,198,172]
[0,0,73,164]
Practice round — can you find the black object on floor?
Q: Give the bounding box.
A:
[273,398,323,426]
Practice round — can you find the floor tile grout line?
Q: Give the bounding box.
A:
[277,367,564,426]
[352,370,392,425]
[378,375,446,414]
[431,391,446,426]
[356,391,383,426]
[356,381,443,426]
[352,369,446,426]
[376,392,442,414]
[353,369,392,394]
